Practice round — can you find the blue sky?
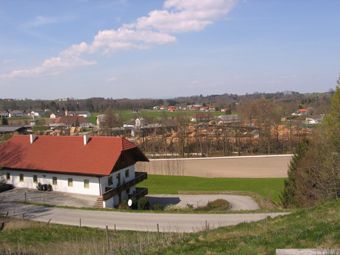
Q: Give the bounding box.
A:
[0,0,339,99]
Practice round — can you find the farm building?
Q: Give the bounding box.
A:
[0,135,148,208]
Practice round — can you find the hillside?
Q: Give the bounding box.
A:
[0,201,339,255]
[156,200,340,255]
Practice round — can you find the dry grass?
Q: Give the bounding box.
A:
[0,217,187,255]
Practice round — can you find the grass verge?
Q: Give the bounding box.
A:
[154,200,340,255]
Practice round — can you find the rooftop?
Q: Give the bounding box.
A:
[0,135,148,176]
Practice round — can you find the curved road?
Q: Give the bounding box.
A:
[0,202,288,233]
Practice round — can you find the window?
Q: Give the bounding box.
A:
[33,175,38,183]
[108,176,113,186]
[84,179,89,189]
[19,174,24,182]
[6,173,10,180]
[125,169,129,178]
[52,177,57,185]
[68,178,73,187]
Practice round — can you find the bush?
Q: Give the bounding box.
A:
[137,197,150,210]
[206,199,230,210]
[194,199,230,212]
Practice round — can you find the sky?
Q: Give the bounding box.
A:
[0,0,339,99]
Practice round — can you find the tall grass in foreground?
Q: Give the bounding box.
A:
[0,218,187,255]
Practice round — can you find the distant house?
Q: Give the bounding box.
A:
[50,112,63,119]
[0,111,9,118]
[195,113,212,122]
[8,110,24,118]
[292,108,309,117]
[305,114,325,125]
[54,116,92,128]
[50,113,57,119]
[0,135,149,208]
[217,114,240,125]
[305,117,318,125]
[65,111,91,118]
[0,125,27,134]
[168,106,176,112]
[30,110,45,118]
[199,106,209,112]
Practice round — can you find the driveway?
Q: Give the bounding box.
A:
[147,194,259,211]
[0,188,98,208]
[0,202,288,233]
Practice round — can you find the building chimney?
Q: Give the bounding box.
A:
[29,134,37,144]
[83,134,90,145]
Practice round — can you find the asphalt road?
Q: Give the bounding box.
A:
[137,154,292,178]
[0,202,288,233]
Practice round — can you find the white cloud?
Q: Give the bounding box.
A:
[2,0,237,79]
[136,0,237,33]
[90,28,176,53]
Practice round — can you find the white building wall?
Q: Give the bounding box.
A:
[100,164,136,195]
[101,164,136,208]
[1,170,100,196]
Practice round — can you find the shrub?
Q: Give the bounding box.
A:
[206,199,230,210]
[137,197,150,210]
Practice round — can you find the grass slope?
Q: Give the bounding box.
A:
[156,200,340,255]
[0,201,338,255]
[140,175,285,203]
[0,219,186,255]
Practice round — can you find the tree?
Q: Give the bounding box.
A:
[280,139,309,207]
[102,108,122,135]
[282,87,340,207]
[1,117,8,125]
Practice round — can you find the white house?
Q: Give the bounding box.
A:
[0,135,148,208]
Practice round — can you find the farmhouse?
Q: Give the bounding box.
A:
[0,135,148,208]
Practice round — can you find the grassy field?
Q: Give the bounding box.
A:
[0,201,339,255]
[154,200,340,255]
[139,175,285,203]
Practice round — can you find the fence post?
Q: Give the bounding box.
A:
[157,223,160,234]
[79,218,81,227]
[24,192,27,202]
[106,225,111,253]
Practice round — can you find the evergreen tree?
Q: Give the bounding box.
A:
[1,117,8,125]
[281,139,309,208]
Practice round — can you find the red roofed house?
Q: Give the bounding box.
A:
[0,135,148,208]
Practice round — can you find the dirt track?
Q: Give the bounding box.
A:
[137,154,292,178]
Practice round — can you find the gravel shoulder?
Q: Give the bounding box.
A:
[147,194,259,211]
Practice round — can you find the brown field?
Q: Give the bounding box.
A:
[137,154,292,178]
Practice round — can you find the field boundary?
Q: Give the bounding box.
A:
[149,154,293,161]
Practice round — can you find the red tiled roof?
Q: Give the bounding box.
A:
[0,135,148,176]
